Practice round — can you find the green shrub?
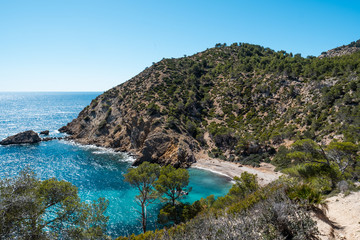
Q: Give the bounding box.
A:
[98,120,107,130]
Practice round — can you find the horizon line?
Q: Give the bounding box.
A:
[0,91,104,93]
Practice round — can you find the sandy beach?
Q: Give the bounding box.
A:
[191,157,282,186]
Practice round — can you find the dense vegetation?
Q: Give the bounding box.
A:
[273,139,359,195]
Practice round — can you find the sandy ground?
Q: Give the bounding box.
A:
[191,157,282,186]
[315,191,360,240]
[192,154,359,239]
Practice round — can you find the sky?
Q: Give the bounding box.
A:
[0,0,359,92]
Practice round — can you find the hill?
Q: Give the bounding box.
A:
[60,41,360,167]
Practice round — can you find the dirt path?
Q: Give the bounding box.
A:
[315,191,360,240]
[191,156,282,186]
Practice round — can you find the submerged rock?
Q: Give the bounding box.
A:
[41,137,62,142]
[0,130,41,145]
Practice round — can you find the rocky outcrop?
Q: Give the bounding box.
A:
[60,108,198,168]
[0,130,41,145]
[133,133,196,168]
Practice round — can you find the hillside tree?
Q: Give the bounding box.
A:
[124,162,160,233]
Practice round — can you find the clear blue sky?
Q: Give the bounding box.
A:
[0,0,359,92]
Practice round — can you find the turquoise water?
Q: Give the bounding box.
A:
[0,92,232,237]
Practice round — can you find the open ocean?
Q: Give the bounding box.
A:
[0,92,232,237]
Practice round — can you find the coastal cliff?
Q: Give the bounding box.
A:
[60,41,360,167]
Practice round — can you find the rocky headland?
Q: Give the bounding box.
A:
[60,41,360,169]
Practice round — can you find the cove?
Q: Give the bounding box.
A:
[0,92,233,237]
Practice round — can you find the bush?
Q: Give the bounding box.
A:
[98,120,107,130]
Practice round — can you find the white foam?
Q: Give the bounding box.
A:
[60,140,136,162]
[54,112,76,114]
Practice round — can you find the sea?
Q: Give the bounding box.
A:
[0,92,232,237]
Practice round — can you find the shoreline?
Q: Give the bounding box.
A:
[2,132,282,186]
[45,136,281,186]
[190,165,234,181]
[191,157,282,186]
[56,138,283,186]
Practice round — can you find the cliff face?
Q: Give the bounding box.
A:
[60,41,360,167]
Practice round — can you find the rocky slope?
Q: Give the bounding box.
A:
[60,67,198,167]
[319,39,360,59]
[60,41,360,167]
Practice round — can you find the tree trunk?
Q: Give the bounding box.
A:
[142,202,147,233]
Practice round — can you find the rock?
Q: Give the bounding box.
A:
[40,130,50,135]
[0,130,41,145]
[244,141,261,154]
[41,137,59,142]
[176,142,196,168]
[338,180,349,193]
[58,126,68,133]
[132,133,196,168]
[132,132,172,166]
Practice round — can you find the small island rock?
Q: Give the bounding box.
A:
[0,130,41,145]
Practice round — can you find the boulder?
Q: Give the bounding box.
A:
[0,130,42,145]
[133,132,172,166]
[40,130,50,135]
